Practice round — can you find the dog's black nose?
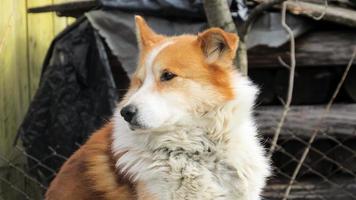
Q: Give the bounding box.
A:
[120,105,138,123]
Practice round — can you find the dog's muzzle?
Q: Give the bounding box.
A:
[120,105,142,129]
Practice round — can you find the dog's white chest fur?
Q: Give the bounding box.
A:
[136,129,240,200]
[112,123,263,200]
[157,150,237,200]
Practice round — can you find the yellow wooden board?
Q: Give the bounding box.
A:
[27,0,55,97]
[0,0,71,198]
[0,0,29,159]
[0,1,32,198]
[53,0,69,34]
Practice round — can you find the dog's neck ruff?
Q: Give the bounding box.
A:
[111,73,269,200]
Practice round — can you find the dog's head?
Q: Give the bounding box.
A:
[119,16,239,130]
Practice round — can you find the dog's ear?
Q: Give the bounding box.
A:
[198,28,239,63]
[135,15,163,49]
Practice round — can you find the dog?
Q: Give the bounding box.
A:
[45,15,270,200]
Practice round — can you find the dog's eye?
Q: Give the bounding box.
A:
[160,71,177,82]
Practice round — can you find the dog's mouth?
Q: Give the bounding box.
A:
[126,118,148,131]
[128,124,146,131]
[126,118,178,132]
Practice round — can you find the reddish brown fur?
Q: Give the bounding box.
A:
[45,123,136,200]
[152,35,236,100]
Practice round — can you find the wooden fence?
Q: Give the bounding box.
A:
[0,0,75,198]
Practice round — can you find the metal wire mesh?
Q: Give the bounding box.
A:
[0,103,355,200]
[263,128,356,200]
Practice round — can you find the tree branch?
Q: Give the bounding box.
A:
[286,1,356,28]
[202,0,237,33]
[239,0,287,41]
[268,1,296,159]
[203,0,250,75]
[202,0,287,76]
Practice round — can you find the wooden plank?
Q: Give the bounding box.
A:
[264,178,356,200]
[1,0,55,199]
[0,1,8,194]
[248,30,356,68]
[27,0,55,98]
[0,0,29,160]
[0,0,31,198]
[13,0,31,130]
[0,0,14,158]
[53,0,70,34]
[256,104,356,138]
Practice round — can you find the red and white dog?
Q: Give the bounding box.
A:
[46,16,270,200]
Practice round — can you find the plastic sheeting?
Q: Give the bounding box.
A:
[86,10,206,75]
[99,0,206,19]
[17,19,122,185]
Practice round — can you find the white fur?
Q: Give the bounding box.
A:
[112,68,270,200]
[122,40,189,129]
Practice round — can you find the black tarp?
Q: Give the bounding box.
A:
[17,19,125,185]
[99,0,206,19]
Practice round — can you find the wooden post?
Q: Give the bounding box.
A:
[202,0,248,75]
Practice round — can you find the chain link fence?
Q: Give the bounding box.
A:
[1,100,356,200]
[1,2,356,200]
[263,127,356,199]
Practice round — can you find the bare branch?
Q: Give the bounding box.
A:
[237,0,287,76]
[278,56,291,69]
[202,0,249,75]
[303,0,328,20]
[239,0,287,40]
[202,0,237,33]
[236,42,248,75]
[268,1,296,159]
[286,1,356,28]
